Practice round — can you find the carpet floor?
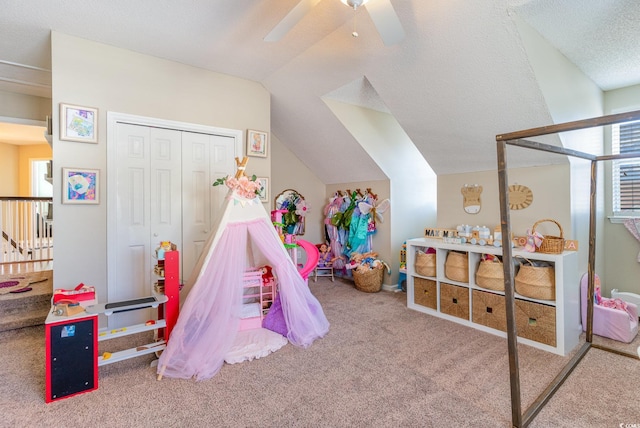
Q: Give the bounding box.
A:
[1,277,638,427]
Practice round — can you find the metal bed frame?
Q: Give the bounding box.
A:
[495,109,640,428]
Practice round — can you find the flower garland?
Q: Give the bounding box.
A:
[213,174,261,199]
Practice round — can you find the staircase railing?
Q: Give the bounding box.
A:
[1,197,53,263]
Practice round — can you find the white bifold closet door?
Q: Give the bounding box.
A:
[110,123,235,328]
[181,131,235,285]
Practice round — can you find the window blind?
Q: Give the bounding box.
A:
[613,120,640,213]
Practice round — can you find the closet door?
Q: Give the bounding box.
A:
[111,123,181,328]
[181,132,236,282]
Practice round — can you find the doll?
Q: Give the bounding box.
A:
[318,243,335,267]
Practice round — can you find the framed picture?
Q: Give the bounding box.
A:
[257,177,269,203]
[62,168,100,204]
[60,103,98,143]
[247,129,268,158]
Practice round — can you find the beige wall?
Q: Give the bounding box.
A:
[603,83,640,296]
[515,13,604,286]
[0,142,50,197]
[0,90,51,122]
[18,144,52,196]
[270,134,326,247]
[51,32,270,300]
[0,143,19,195]
[270,133,395,285]
[323,100,437,287]
[438,165,572,240]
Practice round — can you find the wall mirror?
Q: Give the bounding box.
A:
[274,189,306,235]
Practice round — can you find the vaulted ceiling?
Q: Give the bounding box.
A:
[2,0,639,183]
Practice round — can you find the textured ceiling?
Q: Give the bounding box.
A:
[1,0,639,181]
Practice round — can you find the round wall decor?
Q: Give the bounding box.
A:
[508,184,533,210]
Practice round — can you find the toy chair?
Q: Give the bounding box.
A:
[580,273,639,343]
[314,243,334,282]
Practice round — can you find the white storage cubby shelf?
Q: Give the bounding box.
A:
[406,238,581,356]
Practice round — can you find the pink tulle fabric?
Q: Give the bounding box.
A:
[157,217,329,381]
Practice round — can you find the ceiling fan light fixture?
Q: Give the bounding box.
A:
[341,0,369,10]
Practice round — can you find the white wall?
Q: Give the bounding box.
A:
[51,32,270,303]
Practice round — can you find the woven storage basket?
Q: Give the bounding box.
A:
[472,289,507,332]
[515,299,556,346]
[445,251,469,283]
[475,259,504,291]
[532,219,564,254]
[353,268,384,293]
[413,277,437,309]
[440,282,470,319]
[515,258,555,300]
[415,251,436,277]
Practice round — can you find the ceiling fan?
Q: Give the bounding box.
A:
[264,0,405,46]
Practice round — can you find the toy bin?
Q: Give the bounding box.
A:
[515,299,556,346]
[472,290,506,332]
[440,282,469,320]
[413,277,437,309]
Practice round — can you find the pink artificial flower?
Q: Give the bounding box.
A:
[224,175,260,199]
[225,177,238,190]
[295,200,309,217]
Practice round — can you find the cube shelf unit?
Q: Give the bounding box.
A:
[406,238,580,356]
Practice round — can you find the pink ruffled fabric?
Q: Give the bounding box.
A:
[600,297,635,321]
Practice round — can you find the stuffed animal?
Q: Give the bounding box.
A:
[261,265,275,287]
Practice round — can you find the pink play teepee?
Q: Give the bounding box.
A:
[157,161,329,381]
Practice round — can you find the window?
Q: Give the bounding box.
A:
[612,120,640,216]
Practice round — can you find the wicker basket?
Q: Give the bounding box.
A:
[415,251,436,277]
[445,251,469,283]
[532,219,564,254]
[515,258,555,300]
[475,259,504,291]
[353,268,384,293]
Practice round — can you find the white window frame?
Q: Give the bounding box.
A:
[611,119,640,219]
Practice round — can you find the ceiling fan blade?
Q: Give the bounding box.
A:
[365,0,405,46]
[264,0,323,42]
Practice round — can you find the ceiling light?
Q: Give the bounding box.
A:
[341,0,369,10]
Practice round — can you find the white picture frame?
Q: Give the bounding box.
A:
[60,103,98,143]
[246,129,268,158]
[257,177,269,203]
[62,167,100,204]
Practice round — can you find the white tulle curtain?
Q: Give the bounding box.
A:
[624,219,640,262]
[157,217,329,381]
